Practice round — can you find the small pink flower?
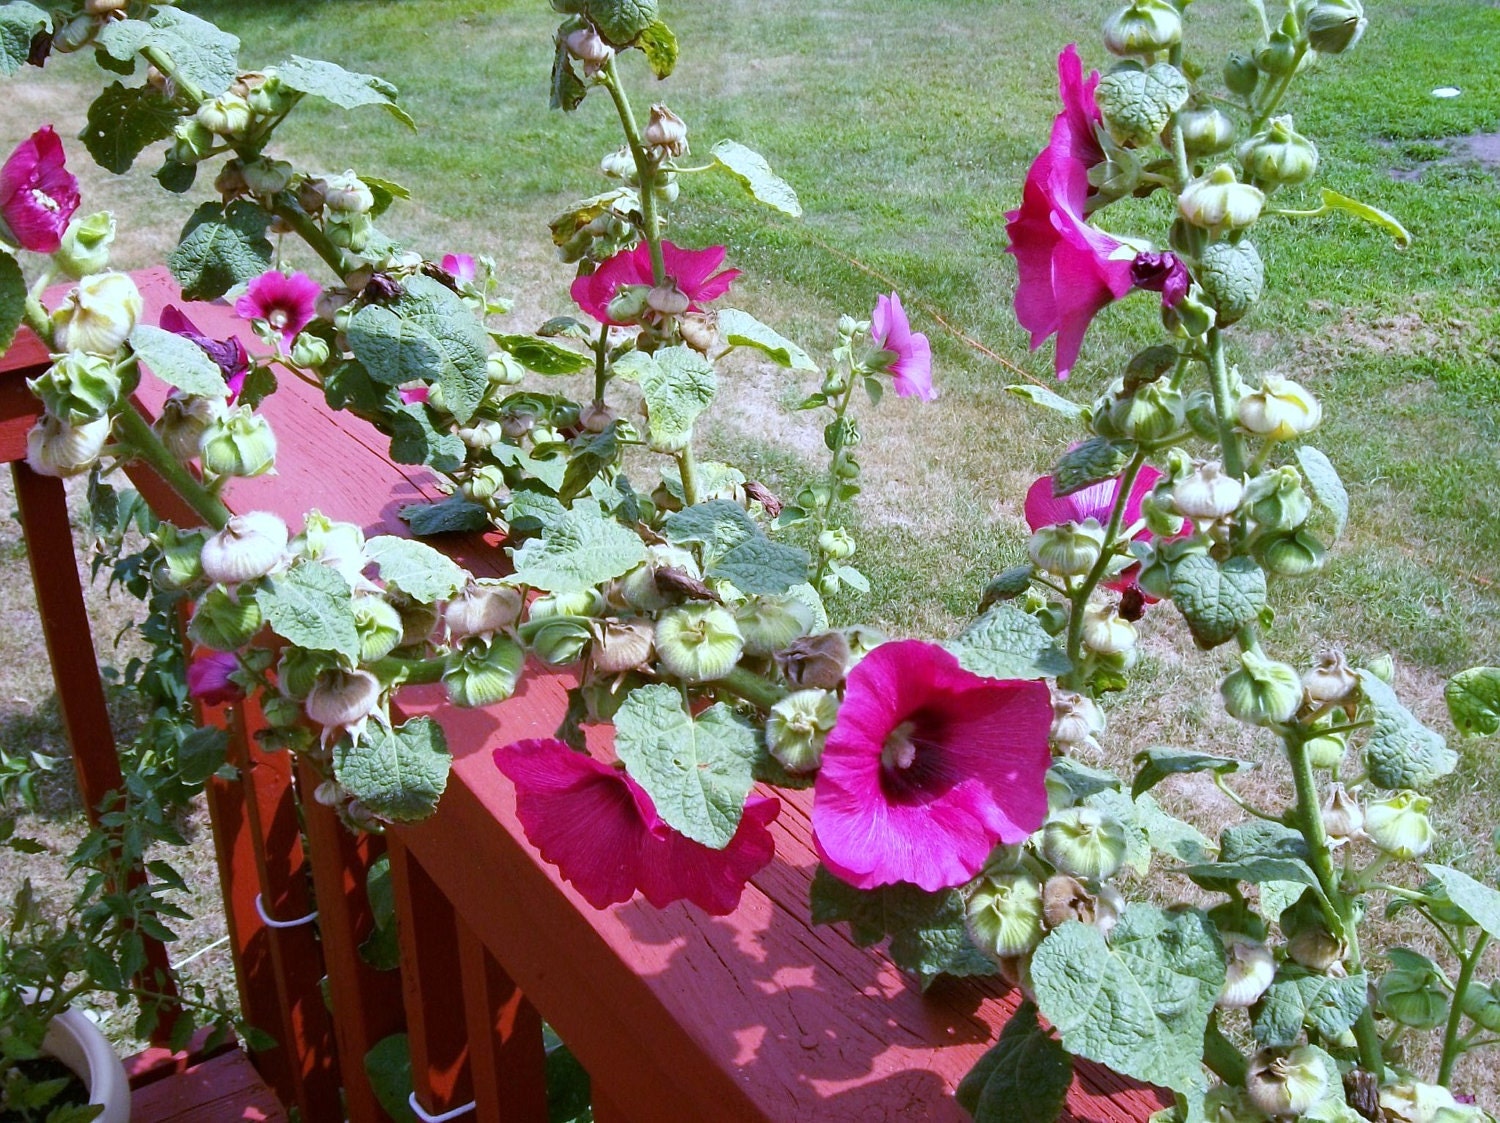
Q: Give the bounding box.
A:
[441,253,477,284]
[0,127,81,254]
[1025,465,1170,598]
[398,386,429,405]
[571,241,740,326]
[494,738,780,914]
[160,305,251,400]
[1131,252,1190,309]
[187,650,245,707]
[869,292,935,401]
[812,641,1052,892]
[234,271,320,343]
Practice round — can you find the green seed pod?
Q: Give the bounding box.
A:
[1252,27,1301,78]
[775,631,851,691]
[817,527,857,561]
[170,118,216,164]
[1237,373,1321,440]
[1365,791,1435,860]
[277,646,334,701]
[1223,52,1260,98]
[443,638,525,707]
[733,595,815,658]
[1102,0,1182,57]
[28,351,121,424]
[1176,106,1237,158]
[55,211,116,280]
[443,581,523,643]
[1178,165,1265,235]
[289,332,331,370]
[1027,519,1106,578]
[618,545,701,613]
[353,595,404,663]
[195,92,253,138]
[304,668,382,740]
[1258,529,1327,578]
[200,511,289,586]
[1238,115,1319,189]
[966,872,1047,959]
[1041,807,1128,881]
[1081,602,1137,658]
[1221,649,1303,726]
[1243,465,1312,533]
[319,170,375,216]
[1378,1081,1485,1123]
[518,614,593,667]
[1287,923,1346,972]
[1304,0,1367,54]
[155,392,225,463]
[1461,980,1500,1034]
[1102,380,1186,443]
[654,604,744,683]
[529,588,607,620]
[1172,461,1244,521]
[1219,933,1276,1009]
[765,689,839,773]
[1377,951,1450,1029]
[189,586,264,652]
[1245,1046,1329,1118]
[51,271,142,356]
[1304,730,1348,770]
[242,156,294,197]
[1197,240,1265,327]
[1304,650,1358,706]
[151,526,207,590]
[200,406,278,478]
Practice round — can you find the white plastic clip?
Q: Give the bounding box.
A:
[253,893,319,930]
[407,1093,476,1122]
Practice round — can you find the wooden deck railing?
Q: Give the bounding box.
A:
[2,268,1172,1123]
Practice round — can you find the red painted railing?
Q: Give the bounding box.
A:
[2,269,1170,1123]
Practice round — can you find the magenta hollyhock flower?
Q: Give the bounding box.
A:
[1131,252,1190,309]
[571,241,740,326]
[398,386,429,405]
[812,641,1052,892]
[1052,44,1106,174]
[187,650,245,707]
[440,253,477,284]
[234,270,320,343]
[159,306,251,400]
[494,738,780,914]
[1025,464,1168,597]
[870,292,936,401]
[0,127,81,254]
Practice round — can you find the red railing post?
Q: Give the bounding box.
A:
[454,916,549,1123]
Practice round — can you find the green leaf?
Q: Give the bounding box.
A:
[1445,667,1500,737]
[1253,971,1368,1047]
[711,535,810,595]
[97,10,240,97]
[613,685,756,848]
[660,459,743,505]
[366,536,466,604]
[277,54,415,129]
[0,2,47,78]
[169,201,274,302]
[559,424,621,504]
[510,504,646,594]
[1095,62,1189,147]
[258,560,361,660]
[1006,383,1084,420]
[504,485,568,535]
[81,80,179,174]
[1134,793,1217,865]
[1359,670,1456,789]
[1221,819,1308,863]
[388,403,465,472]
[492,333,590,375]
[635,18,678,77]
[664,499,757,558]
[1170,554,1266,649]
[360,175,409,218]
[1296,446,1349,542]
[716,308,816,370]
[710,140,802,218]
[348,275,491,425]
[1132,747,1254,800]
[129,323,228,397]
[1318,188,1412,249]
[364,1035,420,1123]
[0,251,23,356]
[957,1001,1073,1123]
[614,345,717,449]
[400,496,490,537]
[334,717,449,823]
[1423,865,1500,941]
[1182,855,1319,891]
[1051,437,1131,497]
[1031,904,1224,1095]
[947,604,1071,680]
[549,39,587,112]
[1049,758,1121,802]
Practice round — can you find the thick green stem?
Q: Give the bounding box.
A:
[270,194,349,279]
[1167,46,1193,188]
[593,321,611,405]
[1061,448,1148,685]
[676,444,700,507]
[1439,931,1491,1085]
[114,402,231,530]
[1250,44,1308,132]
[720,665,789,711]
[811,372,860,583]
[142,45,205,105]
[601,60,665,285]
[368,654,448,686]
[1205,328,1246,478]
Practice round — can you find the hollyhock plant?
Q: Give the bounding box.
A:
[869,292,935,401]
[494,739,780,915]
[0,126,80,254]
[187,649,246,707]
[1052,43,1106,175]
[571,240,739,325]
[812,640,1052,892]
[441,252,477,284]
[234,270,320,343]
[160,306,251,400]
[1024,464,1166,595]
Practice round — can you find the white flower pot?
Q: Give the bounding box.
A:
[40,1006,130,1123]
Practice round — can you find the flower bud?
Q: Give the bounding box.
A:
[23,414,108,478]
[1321,783,1364,842]
[51,272,142,355]
[1376,950,1449,1029]
[519,614,593,666]
[817,527,857,561]
[304,668,383,746]
[1081,602,1137,658]
[1245,1047,1329,1117]
[1043,806,1128,881]
[1160,284,1217,337]
[647,281,691,317]
[1304,649,1358,706]
[1172,460,1244,521]
[734,595,815,658]
[1176,107,1237,158]
[1197,240,1264,327]
[1238,117,1319,193]
[200,406,278,477]
[655,604,744,682]
[1221,649,1303,726]
[1101,379,1185,443]
[199,511,289,586]
[29,351,121,425]
[1178,165,1265,235]
[765,689,839,774]
[55,211,115,279]
[1287,920,1346,973]
[1304,729,1347,769]
[276,646,332,700]
[589,618,654,675]
[352,595,404,663]
[599,146,636,180]
[1304,0,1367,54]
[1244,465,1312,533]
[443,580,523,643]
[1223,52,1260,98]
[1461,981,1500,1034]
[325,212,373,253]
[530,589,607,620]
[155,392,225,462]
[195,93,253,138]
[289,331,331,369]
[644,104,689,160]
[1253,27,1301,77]
[564,25,614,71]
[1051,690,1105,752]
[1365,791,1435,860]
[1236,373,1321,440]
[1219,933,1276,1009]
[606,283,651,325]
[443,638,525,707]
[776,631,851,691]
[1102,0,1182,56]
[966,872,1047,959]
[291,512,369,590]
[188,586,264,652]
[1028,519,1106,578]
[318,170,374,216]
[151,526,207,590]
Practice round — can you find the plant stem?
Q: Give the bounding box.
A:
[1061,448,1148,685]
[270,193,349,279]
[676,444,699,507]
[1250,44,1308,132]
[720,665,789,711]
[593,321,611,405]
[1167,46,1192,188]
[1203,1015,1249,1086]
[1439,931,1491,1085]
[114,402,231,530]
[812,372,860,583]
[601,60,665,285]
[368,655,448,686]
[142,45,205,105]
[1205,328,1246,478]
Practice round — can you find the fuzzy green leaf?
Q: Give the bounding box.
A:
[1359,670,1456,790]
[1031,904,1224,1095]
[1296,446,1349,542]
[1318,188,1412,248]
[635,19,678,77]
[1049,758,1121,802]
[1445,667,1500,737]
[1170,554,1266,649]
[1253,971,1368,1047]
[948,604,1071,680]
[1183,855,1319,891]
[549,39,587,112]
[664,499,757,560]
[1423,865,1500,941]
[334,717,449,823]
[97,10,240,96]
[613,685,756,848]
[614,345,717,449]
[388,403,465,472]
[585,0,658,44]
[82,81,179,174]
[169,201,274,302]
[717,308,817,370]
[492,333,591,375]
[1132,747,1254,800]
[1135,793,1217,865]
[0,251,24,356]
[1095,62,1189,147]
[957,1001,1073,1123]
[277,55,415,128]
[366,536,466,604]
[129,323,227,398]
[0,2,47,78]
[1006,383,1084,420]
[510,504,646,594]
[258,561,361,660]
[399,496,490,537]
[1051,437,1130,497]
[711,535,810,595]
[711,140,802,217]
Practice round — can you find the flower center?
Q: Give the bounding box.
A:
[268,308,289,330]
[880,721,918,772]
[29,188,59,214]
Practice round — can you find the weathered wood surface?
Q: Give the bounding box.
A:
[129,1047,290,1123]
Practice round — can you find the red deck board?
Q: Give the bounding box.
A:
[129,1049,288,1123]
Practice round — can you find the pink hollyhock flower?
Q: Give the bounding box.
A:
[187,650,245,707]
[0,127,81,254]
[441,253,476,284]
[159,306,251,400]
[1025,465,1168,597]
[571,241,740,326]
[1052,44,1106,174]
[870,292,935,401]
[494,738,780,914]
[1130,252,1190,309]
[812,640,1052,892]
[398,386,429,405]
[234,271,320,343]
